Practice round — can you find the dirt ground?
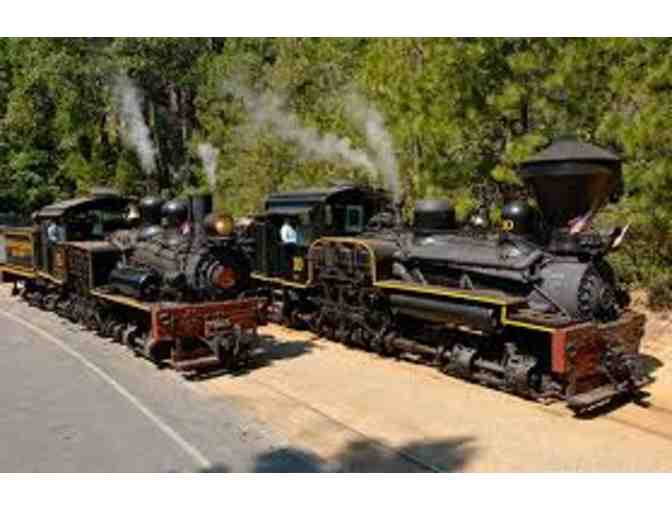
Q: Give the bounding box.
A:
[632,290,672,383]
[194,317,672,472]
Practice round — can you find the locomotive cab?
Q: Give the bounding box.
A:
[0,191,130,285]
[33,192,130,280]
[251,184,390,284]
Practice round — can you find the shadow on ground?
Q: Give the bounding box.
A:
[199,436,476,473]
[187,334,317,380]
[251,334,320,367]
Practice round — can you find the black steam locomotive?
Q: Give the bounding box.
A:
[0,190,261,373]
[247,137,650,412]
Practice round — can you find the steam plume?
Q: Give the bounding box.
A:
[197,142,219,190]
[345,93,400,201]
[113,74,157,175]
[223,80,376,175]
[223,80,400,200]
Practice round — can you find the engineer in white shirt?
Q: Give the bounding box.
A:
[280,218,297,245]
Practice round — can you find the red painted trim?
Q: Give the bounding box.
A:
[551,329,567,373]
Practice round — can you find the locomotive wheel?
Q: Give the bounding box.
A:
[349,327,364,347]
[28,290,44,308]
[447,344,477,380]
[82,305,98,331]
[383,332,399,357]
[122,327,137,350]
[100,319,114,338]
[281,308,302,330]
[335,322,350,344]
[310,312,324,336]
[35,292,47,310]
[308,312,322,336]
[92,311,105,334]
[320,323,336,341]
[43,294,58,312]
[112,323,126,343]
[370,332,388,356]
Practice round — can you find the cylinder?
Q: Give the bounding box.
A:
[389,293,499,333]
[190,193,213,225]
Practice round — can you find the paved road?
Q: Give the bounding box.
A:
[0,297,318,472]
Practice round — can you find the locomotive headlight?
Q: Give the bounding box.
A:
[204,212,234,237]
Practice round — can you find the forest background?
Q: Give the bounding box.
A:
[0,38,671,303]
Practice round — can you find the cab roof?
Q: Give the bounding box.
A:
[264,184,389,216]
[35,194,130,220]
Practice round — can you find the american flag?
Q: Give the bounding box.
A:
[568,211,593,235]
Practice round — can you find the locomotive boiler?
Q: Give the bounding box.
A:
[249,137,650,412]
[108,194,250,302]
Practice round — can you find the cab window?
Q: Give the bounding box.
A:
[344,205,365,233]
[295,212,314,247]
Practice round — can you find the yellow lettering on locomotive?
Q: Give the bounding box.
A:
[7,241,32,258]
[293,256,305,272]
[501,219,515,232]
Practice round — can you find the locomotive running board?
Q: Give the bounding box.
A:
[374,279,523,305]
[90,289,153,312]
[250,272,310,289]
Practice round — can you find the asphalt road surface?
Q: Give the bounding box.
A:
[2,285,672,472]
[0,294,317,472]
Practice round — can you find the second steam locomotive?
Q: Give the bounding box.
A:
[246,137,650,412]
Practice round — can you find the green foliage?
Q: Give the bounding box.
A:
[2,37,672,303]
[648,273,672,311]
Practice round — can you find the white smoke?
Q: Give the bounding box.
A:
[223,80,401,200]
[345,93,400,201]
[223,79,377,177]
[113,74,157,175]
[197,142,219,190]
